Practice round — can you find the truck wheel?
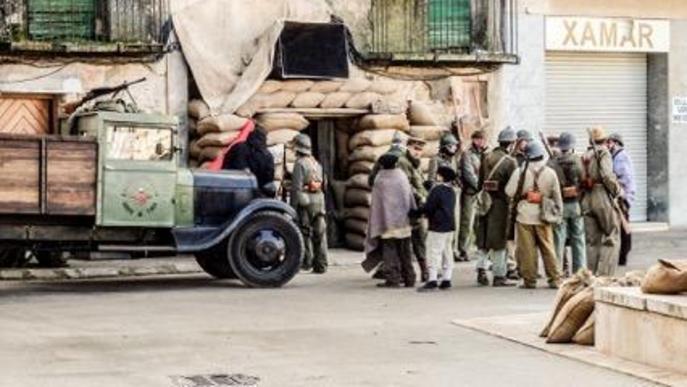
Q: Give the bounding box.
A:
[228,211,304,288]
[34,251,68,268]
[195,242,237,279]
[0,247,29,268]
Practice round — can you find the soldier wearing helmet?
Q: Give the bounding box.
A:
[427,132,463,262]
[473,127,518,287]
[290,133,328,274]
[457,130,487,262]
[514,129,534,167]
[505,141,563,289]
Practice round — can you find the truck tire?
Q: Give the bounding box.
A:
[0,247,28,268]
[228,211,304,288]
[195,242,237,279]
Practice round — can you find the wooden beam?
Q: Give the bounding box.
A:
[255,108,369,119]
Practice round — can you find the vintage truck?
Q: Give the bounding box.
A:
[0,81,304,288]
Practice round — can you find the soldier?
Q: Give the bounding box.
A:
[427,133,462,262]
[607,133,635,266]
[582,127,622,276]
[549,132,587,275]
[505,141,563,289]
[290,133,328,274]
[457,130,486,262]
[514,129,533,166]
[475,127,518,287]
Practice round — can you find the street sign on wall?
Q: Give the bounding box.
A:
[673,97,687,124]
[546,16,670,53]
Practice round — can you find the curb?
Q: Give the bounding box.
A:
[0,263,202,281]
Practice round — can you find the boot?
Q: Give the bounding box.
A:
[417,281,438,292]
[506,269,520,280]
[372,269,386,280]
[439,280,452,290]
[477,268,489,286]
[418,259,429,282]
[493,276,516,287]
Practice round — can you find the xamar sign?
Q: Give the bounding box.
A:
[546,16,670,53]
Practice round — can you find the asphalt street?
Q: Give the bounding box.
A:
[0,230,675,387]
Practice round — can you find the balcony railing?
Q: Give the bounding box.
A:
[0,0,169,54]
[368,0,518,63]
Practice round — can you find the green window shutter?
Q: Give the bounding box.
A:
[28,0,95,41]
[428,0,471,50]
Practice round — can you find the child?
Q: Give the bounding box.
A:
[413,165,458,291]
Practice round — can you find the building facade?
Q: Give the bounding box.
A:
[493,0,687,225]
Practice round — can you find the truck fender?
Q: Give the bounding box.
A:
[174,199,297,253]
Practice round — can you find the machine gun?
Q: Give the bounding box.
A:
[64,77,147,114]
[586,128,630,234]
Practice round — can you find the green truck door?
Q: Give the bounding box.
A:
[98,125,177,227]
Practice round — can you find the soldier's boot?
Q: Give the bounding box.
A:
[372,267,386,280]
[418,258,429,282]
[506,269,520,280]
[311,217,328,274]
[493,276,516,287]
[417,281,438,292]
[477,268,489,286]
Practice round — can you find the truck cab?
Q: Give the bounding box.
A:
[0,107,304,288]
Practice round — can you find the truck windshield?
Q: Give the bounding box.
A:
[106,126,173,161]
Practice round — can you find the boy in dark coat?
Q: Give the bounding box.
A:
[222,126,275,196]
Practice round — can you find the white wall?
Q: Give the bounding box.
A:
[668,21,687,226]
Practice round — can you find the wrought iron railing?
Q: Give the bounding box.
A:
[1,0,169,52]
[368,0,518,63]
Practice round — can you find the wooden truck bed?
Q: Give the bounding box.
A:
[0,134,97,216]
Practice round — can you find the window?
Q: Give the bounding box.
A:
[107,126,173,161]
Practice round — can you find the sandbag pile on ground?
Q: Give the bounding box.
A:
[342,114,411,251]
[235,79,399,118]
[255,112,309,192]
[187,99,250,168]
[407,101,447,176]
[540,270,645,346]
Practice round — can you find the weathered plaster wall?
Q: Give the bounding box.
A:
[668,20,687,226]
[522,0,687,19]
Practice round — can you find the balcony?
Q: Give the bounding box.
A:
[367,0,518,64]
[0,0,170,55]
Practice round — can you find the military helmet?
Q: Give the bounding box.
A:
[526,141,546,160]
[608,132,624,146]
[440,133,459,148]
[498,126,517,143]
[292,133,312,155]
[516,129,533,142]
[590,126,607,142]
[558,132,575,151]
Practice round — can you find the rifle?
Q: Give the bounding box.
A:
[539,130,554,158]
[64,77,147,114]
[507,160,530,241]
[586,128,630,234]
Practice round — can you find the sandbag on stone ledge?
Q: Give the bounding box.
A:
[641,259,687,295]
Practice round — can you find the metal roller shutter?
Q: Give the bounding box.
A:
[545,52,647,221]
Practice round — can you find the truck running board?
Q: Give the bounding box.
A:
[98,245,177,253]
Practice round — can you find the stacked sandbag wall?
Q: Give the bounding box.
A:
[235,78,399,118]
[342,113,411,251]
[407,101,450,177]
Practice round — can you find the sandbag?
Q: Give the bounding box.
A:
[291,92,326,108]
[310,81,343,93]
[267,129,300,147]
[368,80,398,95]
[257,91,296,109]
[280,80,314,92]
[320,92,352,109]
[256,113,309,132]
[345,218,368,236]
[358,114,409,132]
[409,126,448,142]
[348,145,389,163]
[258,80,283,94]
[348,129,399,151]
[349,160,374,175]
[572,312,595,346]
[188,99,211,120]
[540,271,592,338]
[268,144,285,164]
[371,99,406,115]
[340,78,371,93]
[408,101,439,126]
[546,287,595,343]
[285,148,296,163]
[346,206,370,221]
[345,92,382,109]
[346,174,370,190]
[345,188,372,207]
[188,118,197,136]
[235,101,259,118]
[641,259,687,295]
[422,141,440,158]
[196,131,240,148]
[345,233,366,251]
[199,146,225,162]
[197,114,249,135]
[189,140,202,158]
